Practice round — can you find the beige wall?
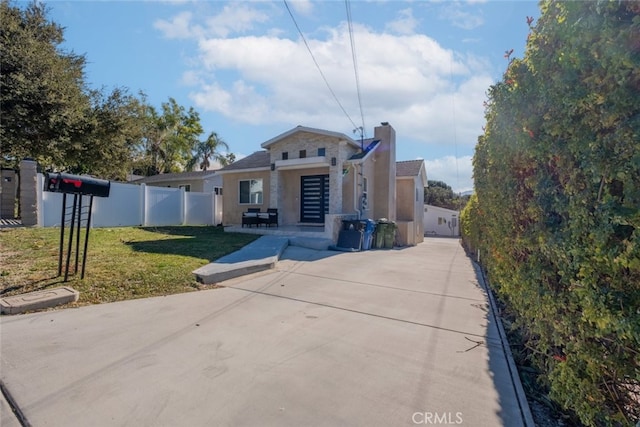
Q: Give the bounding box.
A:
[222,170,271,225]
[396,179,415,221]
[372,124,396,221]
[396,176,425,245]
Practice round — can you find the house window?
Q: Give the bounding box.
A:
[179,184,191,192]
[239,179,263,204]
[317,148,326,157]
[438,217,446,225]
[299,150,306,159]
[282,152,288,160]
[214,187,223,195]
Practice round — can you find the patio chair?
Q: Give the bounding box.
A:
[261,208,278,227]
[242,208,260,227]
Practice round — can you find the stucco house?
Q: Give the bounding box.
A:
[423,204,460,237]
[133,170,223,194]
[218,123,427,246]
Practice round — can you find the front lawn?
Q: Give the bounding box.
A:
[0,226,259,307]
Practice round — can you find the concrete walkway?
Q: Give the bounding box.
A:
[1,238,532,426]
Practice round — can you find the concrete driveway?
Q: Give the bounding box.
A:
[1,238,529,426]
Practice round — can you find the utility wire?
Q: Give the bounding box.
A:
[283,0,358,131]
[345,0,367,139]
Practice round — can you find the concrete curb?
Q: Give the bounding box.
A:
[473,262,536,427]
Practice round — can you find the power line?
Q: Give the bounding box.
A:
[282,0,359,131]
[345,0,366,139]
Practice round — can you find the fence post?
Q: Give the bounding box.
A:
[19,159,39,226]
[181,187,186,225]
[141,183,147,226]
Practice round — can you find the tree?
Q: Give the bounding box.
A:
[1,0,90,170]
[76,88,148,180]
[424,180,468,210]
[187,131,230,171]
[134,97,203,175]
[466,2,640,425]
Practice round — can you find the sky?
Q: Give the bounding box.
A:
[43,0,542,193]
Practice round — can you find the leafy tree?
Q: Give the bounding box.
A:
[135,97,203,175]
[465,2,640,425]
[1,0,90,170]
[187,131,230,171]
[424,180,469,210]
[76,88,148,180]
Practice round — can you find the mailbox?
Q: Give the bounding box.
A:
[45,172,110,198]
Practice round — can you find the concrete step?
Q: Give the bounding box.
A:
[0,287,79,315]
[287,236,334,251]
[193,236,289,285]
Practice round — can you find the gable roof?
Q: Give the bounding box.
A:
[260,125,360,149]
[133,170,218,184]
[217,151,270,173]
[396,160,428,186]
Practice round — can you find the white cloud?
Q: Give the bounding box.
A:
[288,0,314,16]
[385,8,419,35]
[205,4,270,38]
[424,155,474,193]
[184,21,491,147]
[439,3,484,30]
[154,11,203,39]
[155,4,270,40]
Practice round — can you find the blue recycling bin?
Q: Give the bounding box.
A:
[361,219,376,250]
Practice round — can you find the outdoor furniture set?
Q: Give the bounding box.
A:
[242,208,278,228]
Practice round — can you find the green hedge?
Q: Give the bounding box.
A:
[463,1,640,425]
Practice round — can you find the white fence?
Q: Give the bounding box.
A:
[37,174,223,227]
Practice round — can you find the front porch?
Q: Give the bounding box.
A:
[225,224,327,239]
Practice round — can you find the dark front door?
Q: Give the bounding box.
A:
[300,175,329,223]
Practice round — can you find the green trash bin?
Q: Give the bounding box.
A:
[383,221,396,249]
[375,221,388,249]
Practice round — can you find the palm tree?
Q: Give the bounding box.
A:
[187,131,230,171]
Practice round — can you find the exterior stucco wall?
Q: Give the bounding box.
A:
[267,131,359,221]
[222,170,271,225]
[372,125,396,221]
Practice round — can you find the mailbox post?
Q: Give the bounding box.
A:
[44,172,110,280]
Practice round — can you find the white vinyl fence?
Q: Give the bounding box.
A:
[37,174,222,227]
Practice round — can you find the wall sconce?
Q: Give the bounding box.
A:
[331,157,337,166]
[270,163,275,171]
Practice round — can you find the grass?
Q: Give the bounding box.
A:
[0,226,259,308]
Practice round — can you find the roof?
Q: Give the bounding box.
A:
[396,160,425,177]
[261,125,360,149]
[396,160,428,186]
[217,151,270,173]
[133,170,218,184]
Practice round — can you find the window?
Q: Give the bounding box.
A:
[239,179,263,204]
[179,184,191,192]
[317,148,326,156]
[282,152,288,160]
[299,150,306,158]
[214,187,223,195]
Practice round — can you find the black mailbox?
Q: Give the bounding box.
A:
[45,172,110,198]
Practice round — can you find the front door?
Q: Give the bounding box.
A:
[300,175,329,223]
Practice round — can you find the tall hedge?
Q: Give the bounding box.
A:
[463,1,640,425]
